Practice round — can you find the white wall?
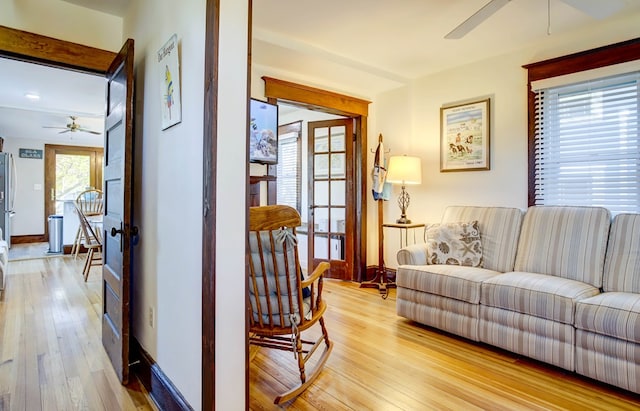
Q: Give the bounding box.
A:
[2,137,103,237]
[2,139,45,236]
[123,0,207,408]
[215,0,249,408]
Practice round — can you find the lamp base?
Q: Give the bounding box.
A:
[396,216,411,224]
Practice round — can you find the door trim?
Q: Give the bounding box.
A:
[0,25,115,72]
[263,76,370,281]
[202,0,221,409]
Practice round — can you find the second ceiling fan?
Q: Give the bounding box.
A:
[43,116,102,135]
[445,0,628,39]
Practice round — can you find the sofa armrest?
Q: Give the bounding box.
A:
[397,243,429,265]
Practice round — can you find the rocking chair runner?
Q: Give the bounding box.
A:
[248,205,333,404]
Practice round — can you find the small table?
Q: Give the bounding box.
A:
[382,222,426,248]
[362,222,425,299]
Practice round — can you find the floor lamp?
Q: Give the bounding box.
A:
[386,155,422,224]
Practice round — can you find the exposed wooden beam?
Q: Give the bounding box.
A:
[262,76,370,117]
[0,25,116,73]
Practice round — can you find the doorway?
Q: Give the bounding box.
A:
[0,26,136,386]
[44,144,103,246]
[263,76,370,282]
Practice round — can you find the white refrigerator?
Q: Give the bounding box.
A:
[0,153,16,248]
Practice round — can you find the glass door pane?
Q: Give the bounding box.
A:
[55,154,92,214]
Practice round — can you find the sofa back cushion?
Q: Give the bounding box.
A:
[441,206,523,272]
[514,206,610,287]
[603,213,640,293]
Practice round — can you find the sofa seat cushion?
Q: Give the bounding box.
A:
[575,292,640,344]
[481,272,600,324]
[396,264,501,304]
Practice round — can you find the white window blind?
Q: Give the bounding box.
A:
[277,131,301,211]
[534,71,640,214]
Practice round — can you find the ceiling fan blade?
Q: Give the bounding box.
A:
[78,128,102,135]
[43,126,67,130]
[58,130,70,134]
[445,0,512,39]
[560,0,625,19]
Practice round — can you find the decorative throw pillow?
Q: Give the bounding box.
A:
[425,221,483,267]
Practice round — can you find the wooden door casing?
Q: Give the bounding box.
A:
[262,77,370,282]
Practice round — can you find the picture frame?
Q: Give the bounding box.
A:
[249,98,278,164]
[440,98,490,172]
[158,34,182,130]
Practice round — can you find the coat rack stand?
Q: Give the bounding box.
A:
[360,134,395,299]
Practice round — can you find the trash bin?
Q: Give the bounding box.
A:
[48,215,63,254]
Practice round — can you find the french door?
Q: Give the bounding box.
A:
[307,119,354,280]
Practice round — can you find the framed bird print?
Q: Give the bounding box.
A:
[158,34,182,130]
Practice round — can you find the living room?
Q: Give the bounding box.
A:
[248,0,640,407]
[2,0,640,409]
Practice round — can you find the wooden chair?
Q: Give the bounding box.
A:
[71,189,103,259]
[75,203,102,281]
[248,205,333,404]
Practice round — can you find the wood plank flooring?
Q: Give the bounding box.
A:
[5,250,640,410]
[250,281,640,410]
[0,255,155,411]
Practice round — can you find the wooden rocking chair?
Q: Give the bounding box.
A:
[248,205,333,404]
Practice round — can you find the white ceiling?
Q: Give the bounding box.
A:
[60,0,130,17]
[252,0,640,95]
[0,58,106,146]
[2,0,640,146]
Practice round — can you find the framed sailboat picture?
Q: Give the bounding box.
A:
[440,98,490,172]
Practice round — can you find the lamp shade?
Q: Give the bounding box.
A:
[386,155,422,185]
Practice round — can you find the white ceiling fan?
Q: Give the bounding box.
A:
[43,115,102,135]
[445,0,628,39]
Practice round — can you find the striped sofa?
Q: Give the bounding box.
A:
[396,206,524,341]
[396,206,640,394]
[575,213,640,393]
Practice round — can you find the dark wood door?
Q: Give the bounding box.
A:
[102,39,135,384]
[307,119,354,280]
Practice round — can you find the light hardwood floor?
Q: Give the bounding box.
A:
[250,281,640,410]
[0,255,155,411]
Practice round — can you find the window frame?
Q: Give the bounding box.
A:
[276,121,302,212]
[523,37,640,206]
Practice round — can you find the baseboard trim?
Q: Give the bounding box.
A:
[131,338,193,411]
[11,234,46,244]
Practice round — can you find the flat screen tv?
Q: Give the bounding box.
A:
[249,98,278,164]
